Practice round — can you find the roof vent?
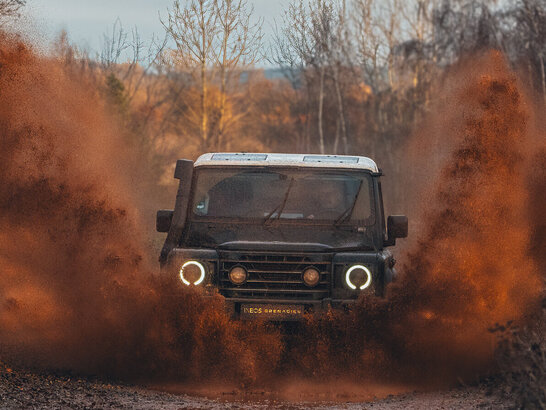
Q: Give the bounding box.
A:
[212,153,268,161]
[303,155,359,164]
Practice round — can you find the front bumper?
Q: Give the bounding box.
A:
[165,248,395,320]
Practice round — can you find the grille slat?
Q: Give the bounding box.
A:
[244,269,327,274]
[222,260,330,266]
[218,251,332,301]
[221,287,328,294]
[222,279,329,285]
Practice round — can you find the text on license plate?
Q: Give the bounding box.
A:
[240,304,304,320]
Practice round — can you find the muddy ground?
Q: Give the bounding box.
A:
[0,363,512,409]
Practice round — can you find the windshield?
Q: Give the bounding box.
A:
[190,167,374,226]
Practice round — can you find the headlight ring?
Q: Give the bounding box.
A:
[345,264,372,290]
[180,260,206,286]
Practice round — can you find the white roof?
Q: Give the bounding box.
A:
[194,153,379,172]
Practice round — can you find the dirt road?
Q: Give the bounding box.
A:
[0,363,512,409]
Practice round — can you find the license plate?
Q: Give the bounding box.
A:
[240,304,304,320]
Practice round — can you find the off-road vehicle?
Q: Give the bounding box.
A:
[157,153,407,320]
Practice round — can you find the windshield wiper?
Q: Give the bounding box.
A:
[334,180,363,226]
[263,178,294,225]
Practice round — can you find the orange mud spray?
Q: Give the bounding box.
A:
[0,33,542,398]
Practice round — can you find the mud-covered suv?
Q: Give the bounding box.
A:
[157,153,407,320]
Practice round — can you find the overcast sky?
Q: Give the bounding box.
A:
[22,0,286,63]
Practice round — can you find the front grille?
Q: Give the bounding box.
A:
[218,251,332,301]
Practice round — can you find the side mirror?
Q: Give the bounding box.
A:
[156,210,173,233]
[385,215,408,246]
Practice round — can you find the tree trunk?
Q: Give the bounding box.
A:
[539,53,546,105]
[305,92,311,153]
[528,60,534,91]
[217,67,227,150]
[304,73,312,153]
[333,116,340,154]
[387,53,394,89]
[217,21,229,151]
[333,65,348,154]
[318,65,325,154]
[201,54,208,150]
[200,8,208,151]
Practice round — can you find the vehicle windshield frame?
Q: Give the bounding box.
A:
[188,165,377,227]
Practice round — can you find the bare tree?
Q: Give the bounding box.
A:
[430,0,502,65]
[101,19,169,105]
[100,19,131,69]
[328,0,352,154]
[273,0,337,154]
[162,0,218,149]
[397,0,435,90]
[353,0,382,92]
[308,0,334,154]
[271,0,316,152]
[510,0,546,105]
[213,0,263,150]
[0,0,25,18]
[353,0,425,92]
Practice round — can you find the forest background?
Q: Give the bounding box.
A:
[2,0,546,246]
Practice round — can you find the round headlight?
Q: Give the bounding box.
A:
[302,267,320,287]
[180,260,206,286]
[345,264,372,290]
[229,266,247,285]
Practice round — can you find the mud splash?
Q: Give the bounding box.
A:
[389,51,544,379]
[0,34,282,381]
[0,33,158,376]
[0,33,543,393]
